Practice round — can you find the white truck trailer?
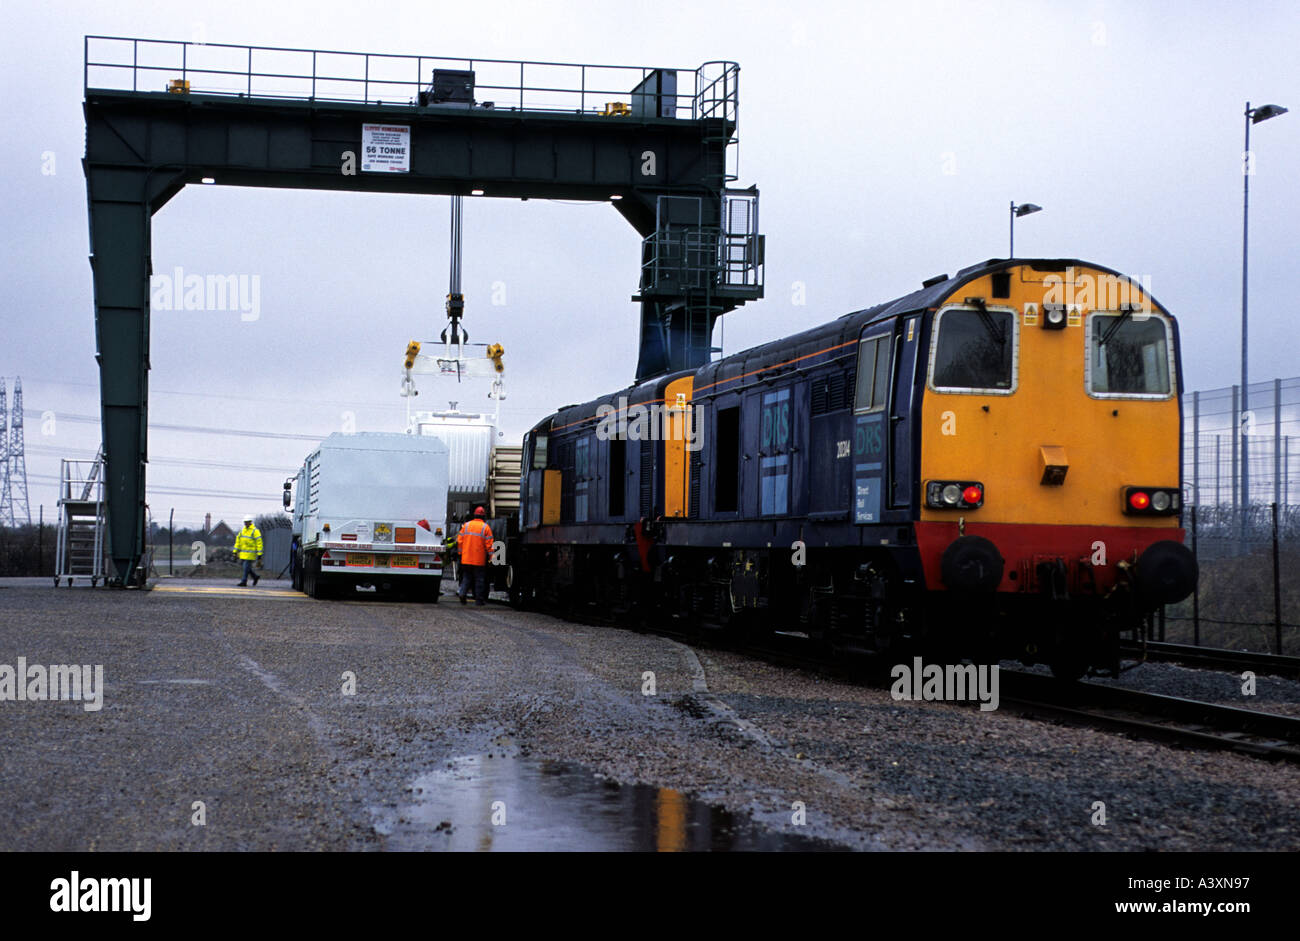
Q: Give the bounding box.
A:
[286,433,450,601]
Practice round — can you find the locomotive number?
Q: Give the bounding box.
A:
[836,440,851,458]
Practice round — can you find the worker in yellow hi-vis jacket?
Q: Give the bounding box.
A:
[235,514,263,587]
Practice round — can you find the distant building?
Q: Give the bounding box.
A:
[207,520,235,545]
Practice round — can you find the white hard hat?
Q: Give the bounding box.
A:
[244,513,254,522]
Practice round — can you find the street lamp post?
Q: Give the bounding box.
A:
[1010,201,1042,257]
[1241,102,1287,517]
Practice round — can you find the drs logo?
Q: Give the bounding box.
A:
[761,393,791,451]
[855,417,884,459]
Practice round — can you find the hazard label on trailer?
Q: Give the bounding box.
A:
[362,124,411,173]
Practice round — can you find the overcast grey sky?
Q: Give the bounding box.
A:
[2,0,1298,527]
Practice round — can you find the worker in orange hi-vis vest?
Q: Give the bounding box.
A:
[457,506,493,606]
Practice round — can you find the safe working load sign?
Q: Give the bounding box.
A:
[361,124,411,173]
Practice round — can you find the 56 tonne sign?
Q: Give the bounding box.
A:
[361,124,410,173]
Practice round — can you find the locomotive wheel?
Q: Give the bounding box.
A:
[506,563,533,609]
[717,605,749,645]
[1049,656,1087,682]
[695,583,740,642]
[1047,613,1099,681]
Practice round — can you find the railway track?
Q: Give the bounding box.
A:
[1120,640,1300,681]
[999,670,1300,764]
[524,597,1300,763]
[740,637,1300,765]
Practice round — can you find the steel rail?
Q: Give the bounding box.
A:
[1121,640,1300,680]
[1000,670,1300,763]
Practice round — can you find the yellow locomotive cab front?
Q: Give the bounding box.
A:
[915,262,1196,610]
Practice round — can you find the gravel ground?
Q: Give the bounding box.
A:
[1,577,1296,851]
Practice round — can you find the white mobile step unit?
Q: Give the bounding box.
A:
[488,443,522,519]
[55,449,107,587]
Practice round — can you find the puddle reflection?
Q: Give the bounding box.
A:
[374,755,846,852]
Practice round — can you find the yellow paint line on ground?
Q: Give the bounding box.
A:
[151,585,309,600]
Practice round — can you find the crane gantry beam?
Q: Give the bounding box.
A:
[83,37,763,584]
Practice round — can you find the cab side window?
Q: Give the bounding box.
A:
[854,333,891,412]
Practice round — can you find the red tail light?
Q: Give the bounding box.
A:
[962,485,983,505]
[1123,486,1180,516]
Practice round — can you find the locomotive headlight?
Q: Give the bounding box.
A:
[927,480,985,509]
[1043,305,1067,330]
[1151,490,1171,512]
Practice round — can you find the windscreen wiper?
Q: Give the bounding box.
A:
[966,297,1005,347]
[1099,306,1134,347]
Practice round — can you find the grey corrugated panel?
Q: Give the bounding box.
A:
[419,423,494,495]
[261,527,291,577]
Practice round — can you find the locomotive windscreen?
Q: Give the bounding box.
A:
[930,309,1015,391]
[1089,314,1173,396]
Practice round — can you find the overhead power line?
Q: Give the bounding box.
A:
[16,376,411,413]
[24,410,325,442]
[15,376,557,418]
[25,443,296,474]
[27,472,279,502]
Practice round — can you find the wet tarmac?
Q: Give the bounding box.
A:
[4,578,1298,852]
[374,754,847,851]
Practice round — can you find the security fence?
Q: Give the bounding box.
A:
[1172,377,1300,653]
[0,521,57,577]
[1162,503,1297,654]
[1184,377,1300,511]
[0,509,294,580]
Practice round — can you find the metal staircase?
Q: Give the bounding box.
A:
[639,188,763,367]
[55,449,108,587]
[630,62,764,376]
